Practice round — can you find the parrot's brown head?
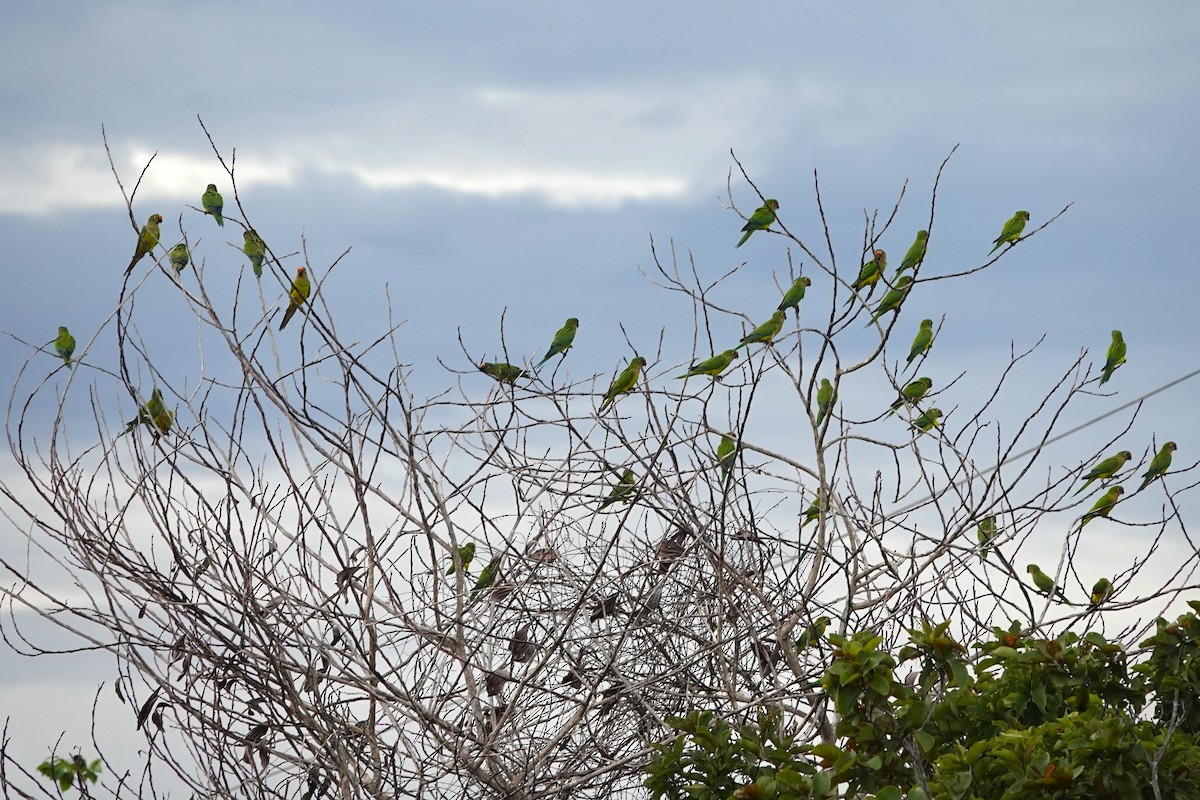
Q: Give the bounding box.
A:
[632,357,647,368]
[151,214,163,224]
[297,267,307,277]
[207,183,218,192]
[765,198,780,210]
[802,277,812,286]
[917,230,928,240]
[567,317,579,327]
[873,249,886,260]
[1018,210,1030,220]
[1165,442,1178,452]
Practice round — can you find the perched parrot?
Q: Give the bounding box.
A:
[905,319,934,371]
[1089,577,1113,606]
[125,213,163,275]
[1026,564,1067,601]
[778,276,813,314]
[123,387,173,437]
[677,349,738,379]
[1138,442,1177,491]
[446,542,476,575]
[243,230,267,278]
[1080,485,1124,528]
[536,317,579,368]
[279,266,311,330]
[1074,450,1132,495]
[795,616,831,650]
[977,516,998,562]
[888,377,933,415]
[201,183,224,227]
[598,356,646,413]
[736,198,780,247]
[801,494,823,528]
[599,468,637,508]
[866,276,913,325]
[911,407,943,433]
[168,243,190,273]
[736,310,786,349]
[846,249,888,302]
[988,210,1030,254]
[471,558,500,600]
[717,432,737,480]
[1098,330,1126,386]
[478,361,528,384]
[54,326,76,369]
[896,231,928,275]
[815,378,836,427]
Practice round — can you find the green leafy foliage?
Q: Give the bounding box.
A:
[36,754,102,793]
[647,609,1200,799]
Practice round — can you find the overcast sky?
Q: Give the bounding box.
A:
[2,2,1199,789]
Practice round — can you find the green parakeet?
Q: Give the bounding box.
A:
[911,407,943,433]
[778,276,812,314]
[471,558,500,600]
[536,317,579,368]
[478,361,528,384]
[125,213,163,275]
[202,183,224,227]
[1075,450,1132,495]
[795,616,831,650]
[1089,577,1113,606]
[736,198,779,248]
[279,266,311,330]
[1138,442,1177,491]
[801,493,823,528]
[717,432,737,480]
[1098,330,1126,386]
[446,542,475,575]
[735,310,786,349]
[1080,485,1124,528]
[988,210,1030,254]
[123,387,173,437]
[243,229,267,278]
[977,515,998,562]
[846,249,888,302]
[888,377,933,415]
[866,276,913,325]
[677,349,738,379]
[896,231,928,275]
[1026,564,1067,601]
[905,319,934,371]
[599,468,637,508]
[168,243,190,273]
[54,326,75,369]
[598,356,646,413]
[815,378,836,427]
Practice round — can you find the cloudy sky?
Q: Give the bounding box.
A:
[2,1,1199,787]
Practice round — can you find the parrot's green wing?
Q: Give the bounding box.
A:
[847,250,888,298]
[815,378,836,427]
[1075,450,1132,495]
[599,468,637,508]
[1098,330,1126,386]
[801,494,824,528]
[866,276,913,325]
[279,267,311,330]
[124,387,173,437]
[536,317,579,368]
[479,361,528,384]
[243,230,267,279]
[54,326,76,369]
[888,377,932,415]
[896,231,928,275]
[1026,564,1067,601]
[471,559,501,600]
[168,243,190,273]
[201,184,224,227]
[717,432,736,480]
[598,357,646,413]
[1080,485,1124,527]
[988,211,1030,254]
[125,214,163,275]
[735,310,786,349]
[1089,578,1113,606]
[678,350,738,379]
[735,198,779,248]
[446,542,476,575]
[977,516,998,562]
[1138,442,1177,491]
[911,407,942,433]
[778,276,812,313]
[905,319,934,371]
